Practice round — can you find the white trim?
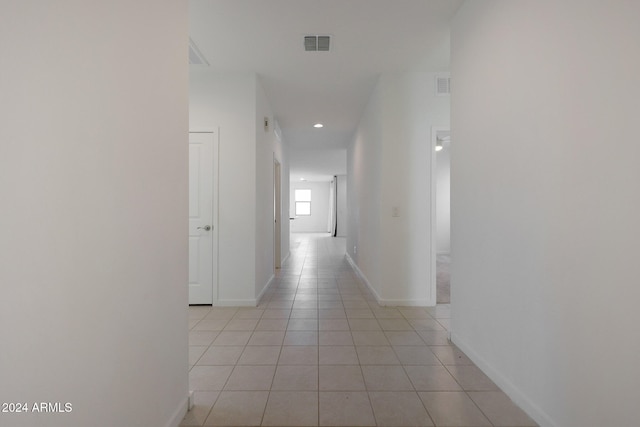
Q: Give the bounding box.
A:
[189,127,217,133]
[451,332,556,427]
[188,390,194,410]
[346,252,433,307]
[257,274,276,305]
[281,251,291,265]
[381,299,431,307]
[165,396,188,427]
[213,129,220,305]
[273,156,282,270]
[215,299,258,307]
[345,253,382,304]
[430,126,449,306]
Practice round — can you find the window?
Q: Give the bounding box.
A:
[295,189,311,216]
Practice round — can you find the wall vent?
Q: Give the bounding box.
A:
[304,35,331,52]
[436,76,451,96]
[189,38,209,66]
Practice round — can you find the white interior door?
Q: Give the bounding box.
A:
[189,131,218,304]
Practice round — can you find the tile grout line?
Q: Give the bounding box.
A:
[314,237,321,427]
[187,235,514,427]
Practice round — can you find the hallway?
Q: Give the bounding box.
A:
[183,234,536,427]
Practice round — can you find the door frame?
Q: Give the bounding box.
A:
[430,126,449,306]
[273,156,282,270]
[189,129,219,305]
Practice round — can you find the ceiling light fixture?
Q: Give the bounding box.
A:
[313,123,324,128]
[435,144,443,152]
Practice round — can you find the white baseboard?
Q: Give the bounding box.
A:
[188,390,194,410]
[215,299,257,307]
[257,274,275,305]
[281,251,290,265]
[451,332,556,427]
[215,275,276,308]
[345,253,382,304]
[381,299,432,306]
[165,395,189,427]
[345,253,433,307]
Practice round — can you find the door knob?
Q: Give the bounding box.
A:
[197,225,211,231]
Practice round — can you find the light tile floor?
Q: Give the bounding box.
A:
[181,233,537,427]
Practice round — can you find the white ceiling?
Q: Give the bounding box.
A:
[189,0,462,180]
[289,148,347,182]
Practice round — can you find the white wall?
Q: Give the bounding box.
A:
[189,71,257,304]
[290,181,331,233]
[0,2,188,427]
[255,78,289,299]
[189,72,288,305]
[347,72,450,305]
[348,79,384,298]
[436,147,451,253]
[336,175,348,237]
[451,2,640,426]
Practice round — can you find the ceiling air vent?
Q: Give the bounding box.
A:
[317,36,330,51]
[189,38,209,66]
[304,35,331,52]
[436,76,451,96]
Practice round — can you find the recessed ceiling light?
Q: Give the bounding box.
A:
[313,123,324,128]
[300,178,306,181]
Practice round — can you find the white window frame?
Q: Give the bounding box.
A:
[295,189,311,216]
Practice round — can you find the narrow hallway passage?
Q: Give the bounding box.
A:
[183,234,536,426]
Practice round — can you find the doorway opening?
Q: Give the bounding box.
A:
[432,128,451,305]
